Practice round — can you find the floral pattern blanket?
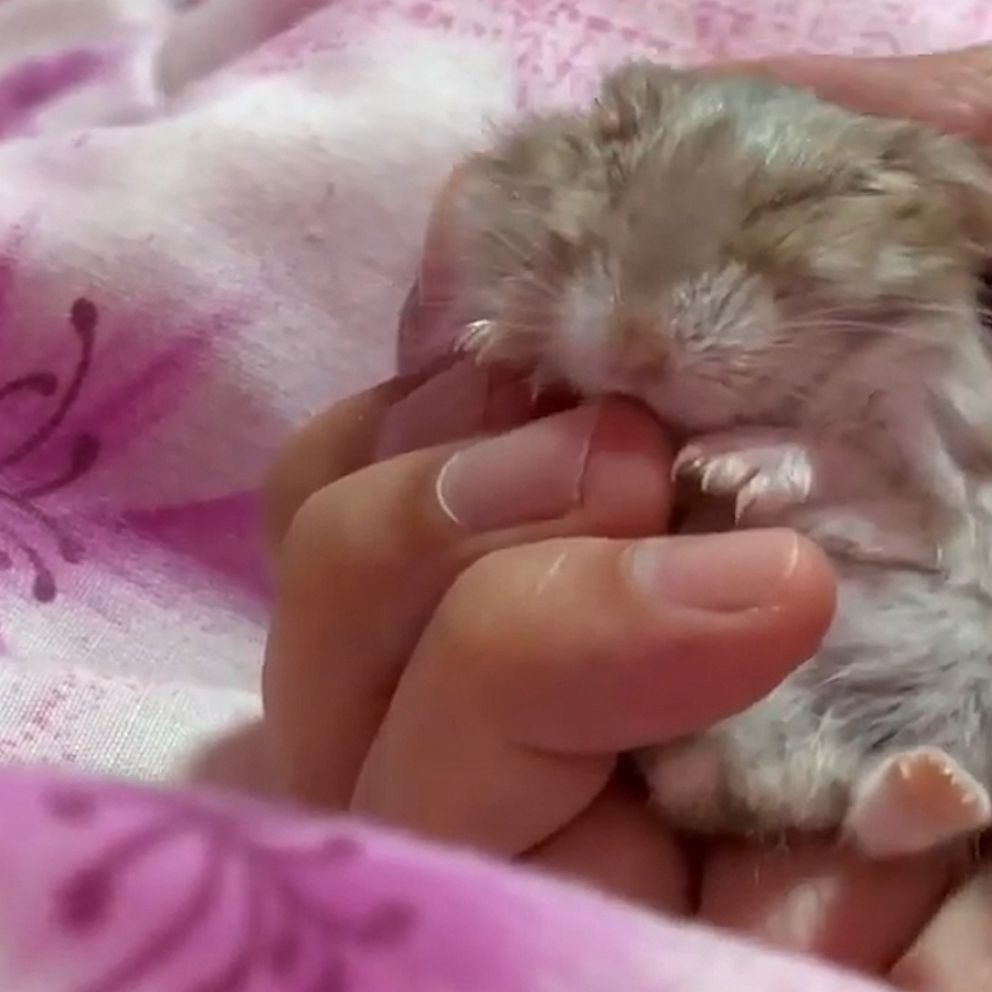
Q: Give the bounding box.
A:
[0,0,988,988]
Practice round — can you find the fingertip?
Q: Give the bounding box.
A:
[580,397,674,536]
[623,529,835,636]
[602,530,836,743]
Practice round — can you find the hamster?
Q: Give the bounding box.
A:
[447,61,992,858]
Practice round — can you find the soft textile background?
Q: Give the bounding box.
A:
[0,0,989,779]
[0,4,983,990]
[0,768,894,992]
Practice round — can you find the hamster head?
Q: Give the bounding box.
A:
[451,63,992,432]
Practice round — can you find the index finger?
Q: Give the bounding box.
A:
[262,357,540,558]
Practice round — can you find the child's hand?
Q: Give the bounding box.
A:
[262,361,835,915]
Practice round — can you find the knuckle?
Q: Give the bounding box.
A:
[431,548,526,673]
[278,485,358,581]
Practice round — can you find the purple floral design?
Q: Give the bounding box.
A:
[46,785,417,992]
[0,297,100,602]
[0,48,109,139]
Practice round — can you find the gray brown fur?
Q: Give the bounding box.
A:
[450,63,992,848]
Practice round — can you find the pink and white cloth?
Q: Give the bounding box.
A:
[0,1,986,988]
[0,767,894,992]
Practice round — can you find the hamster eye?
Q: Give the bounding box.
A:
[766,190,808,211]
[743,188,816,224]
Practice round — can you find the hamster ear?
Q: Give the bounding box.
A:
[594,61,693,141]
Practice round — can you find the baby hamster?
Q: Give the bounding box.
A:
[447,61,992,857]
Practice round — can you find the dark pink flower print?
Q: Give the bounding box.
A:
[0,297,100,602]
[0,48,109,138]
[0,221,29,328]
[122,492,271,601]
[45,785,417,992]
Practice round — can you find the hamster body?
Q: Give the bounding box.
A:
[450,63,992,855]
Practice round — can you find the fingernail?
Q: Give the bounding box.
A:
[437,405,599,531]
[625,530,801,612]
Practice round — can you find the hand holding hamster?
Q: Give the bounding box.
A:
[446,57,992,859]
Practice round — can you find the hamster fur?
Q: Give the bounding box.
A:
[448,62,992,856]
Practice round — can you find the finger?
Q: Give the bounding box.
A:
[528,780,692,916]
[889,859,992,990]
[397,163,469,374]
[263,399,673,807]
[261,358,535,557]
[699,838,959,975]
[261,376,410,556]
[350,529,835,853]
[716,46,992,140]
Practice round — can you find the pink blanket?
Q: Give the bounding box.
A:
[0,768,893,992]
[0,1,987,987]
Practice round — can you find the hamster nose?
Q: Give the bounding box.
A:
[612,314,669,377]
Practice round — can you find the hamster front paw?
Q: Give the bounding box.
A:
[673,430,816,523]
[844,747,992,858]
[456,318,538,369]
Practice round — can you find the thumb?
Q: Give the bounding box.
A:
[351,529,835,853]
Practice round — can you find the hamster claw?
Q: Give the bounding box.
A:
[455,318,542,373]
[673,446,756,494]
[671,444,704,482]
[673,434,818,523]
[734,476,774,522]
[844,747,992,858]
[455,319,498,359]
[673,448,776,523]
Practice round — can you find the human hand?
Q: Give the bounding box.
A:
[261,356,835,914]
